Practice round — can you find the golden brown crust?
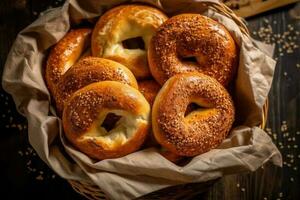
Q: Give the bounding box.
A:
[138,79,161,106]
[45,29,91,96]
[152,72,235,156]
[55,57,138,114]
[62,81,150,160]
[92,4,168,79]
[148,14,238,86]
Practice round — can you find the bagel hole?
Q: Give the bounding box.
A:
[100,113,122,132]
[180,56,198,63]
[184,103,203,117]
[122,37,145,50]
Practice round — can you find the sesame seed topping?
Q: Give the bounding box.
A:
[149,14,237,86]
[153,73,234,156]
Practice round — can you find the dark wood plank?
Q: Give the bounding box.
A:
[0,0,82,199]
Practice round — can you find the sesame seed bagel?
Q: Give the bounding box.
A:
[45,29,91,96]
[55,57,138,115]
[148,14,238,86]
[138,79,161,106]
[152,73,235,156]
[62,81,150,160]
[91,5,168,79]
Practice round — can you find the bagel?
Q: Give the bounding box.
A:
[45,29,91,96]
[91,5,168,79]
[138,80,160,106]
[152,73,235,156]
[62,81,150,160]
[148,14,237,85]
[55,57,138,114]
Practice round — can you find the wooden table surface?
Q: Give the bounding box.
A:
[0,0,299,199]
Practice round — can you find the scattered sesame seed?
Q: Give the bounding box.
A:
[36,175,44,181]
[18,151,23,156]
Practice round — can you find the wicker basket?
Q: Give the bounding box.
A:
[67,2,268,199]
